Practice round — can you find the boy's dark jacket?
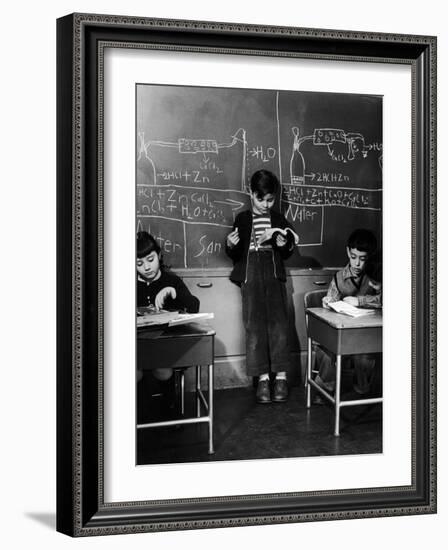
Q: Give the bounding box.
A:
[225,209,297,285]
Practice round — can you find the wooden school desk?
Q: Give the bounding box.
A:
[137,322,216,454]
[305,307,383,436]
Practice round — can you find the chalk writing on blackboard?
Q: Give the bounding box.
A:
[138,128,247,192]
[136,86,382,268]
[286,125,382,247]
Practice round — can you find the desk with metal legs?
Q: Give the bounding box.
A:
[137,323,215,454]
[305,308,382,436]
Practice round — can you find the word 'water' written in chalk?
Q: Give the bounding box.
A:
[282,184,381,210]
[283,204,319,223]
[137,185,245,225]
[136,219,186,263]
[152,234,183,254]
[282,205,323,245]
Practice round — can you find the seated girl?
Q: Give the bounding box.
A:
[137,231,200,383]
[137,231,199,315]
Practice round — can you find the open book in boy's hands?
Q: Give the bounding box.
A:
[327,301,376,318]
[257,227,299,246]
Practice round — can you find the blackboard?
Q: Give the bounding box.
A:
[136,85,382,269]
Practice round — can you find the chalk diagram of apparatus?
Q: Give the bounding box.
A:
[136,98,382,256]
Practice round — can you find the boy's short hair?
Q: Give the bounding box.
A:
[347,228,377,256]
[250,169,279,198]
[137,231,161,258]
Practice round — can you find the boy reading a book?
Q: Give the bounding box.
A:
[225,170,299,404]
[315,228,382,397]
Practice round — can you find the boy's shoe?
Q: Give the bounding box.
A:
[314,374,335,393]
[311,382,334,405]
[256,379,271,404]
[353,383,370,396]
[272,379,288,402]
[312,392,325,405]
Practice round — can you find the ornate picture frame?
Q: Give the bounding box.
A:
[56,13,436,536]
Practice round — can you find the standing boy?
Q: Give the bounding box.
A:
[225,170,299,403]
[315,228,382,396]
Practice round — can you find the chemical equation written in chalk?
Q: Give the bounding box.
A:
[137,185,246,227]
[136,88,382,265]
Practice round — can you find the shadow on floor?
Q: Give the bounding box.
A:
[137,386,382,465]
[25,512,56,530]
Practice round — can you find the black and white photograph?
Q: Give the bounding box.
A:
[135,84,383,465]
[1,0,444,546]
[49,5,438,541]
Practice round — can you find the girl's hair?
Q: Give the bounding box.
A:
[347,228,377,256]
[250,169,279,198]
[136,231,161,259]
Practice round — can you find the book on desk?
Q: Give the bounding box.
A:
[137,307,214,328]
[327,300,377,318]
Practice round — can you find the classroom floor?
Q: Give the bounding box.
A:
[136,383,382,465]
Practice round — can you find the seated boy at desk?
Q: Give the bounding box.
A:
[314,228,382,398]
[137,231,200,417]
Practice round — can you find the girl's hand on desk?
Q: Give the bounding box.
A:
[343,296,359,306]
[155,287,176,310]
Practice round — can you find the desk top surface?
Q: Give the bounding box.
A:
[138,322,216,340]
[307,307,383,329]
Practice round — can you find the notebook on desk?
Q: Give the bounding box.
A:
[167,312,214,326]
[137,309,214,328]
[327,301,376,318]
